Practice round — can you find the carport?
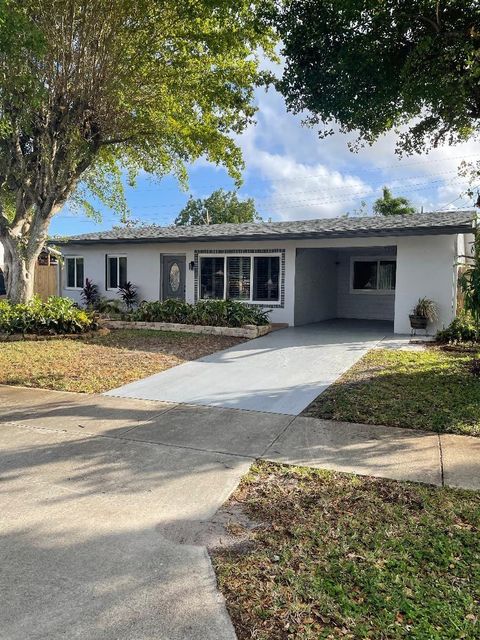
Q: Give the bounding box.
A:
[294,246,397,327]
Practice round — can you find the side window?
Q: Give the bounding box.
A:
[353,261,378,290]
[352,259,396,291]
[66,257,84,289]
[107,256,127,289]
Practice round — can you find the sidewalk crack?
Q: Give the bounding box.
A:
[259,415,297,458]
[438,434,445,487]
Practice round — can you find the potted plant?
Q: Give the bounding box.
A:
[409,297,437,332]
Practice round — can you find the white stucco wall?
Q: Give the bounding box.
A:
[60,233,463,333]
[394,234,457,334]
[60,240,297,325]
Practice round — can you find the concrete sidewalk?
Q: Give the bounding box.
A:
[0,385,478,640]
[1,385,478,489]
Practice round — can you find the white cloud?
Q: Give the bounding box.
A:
[233,82,480,220]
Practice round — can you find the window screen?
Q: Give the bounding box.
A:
[253,256,280,301]
[200,257,224,299]
[227,256,251,300]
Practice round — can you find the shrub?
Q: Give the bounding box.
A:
[131,299,270,327]
[0,296,97,335]
[436,311,479,344]
[118,281,138,311]
[95,298,123,316]
[81,278,100,308]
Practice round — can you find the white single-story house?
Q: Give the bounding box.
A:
[53,210,475,334]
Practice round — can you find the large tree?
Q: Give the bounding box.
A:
[0,0,275,302]
[175,189,261,225]
[274,0,480,154]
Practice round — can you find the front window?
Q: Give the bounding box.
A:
[227,256,251,300]
[66,257,84,289]
[200,257,224,299]
[200,254,280,303]
[253,256,280,301]
[107,255,127,289]
[352,259,396,292]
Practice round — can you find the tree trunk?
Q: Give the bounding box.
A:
[1,231,45,304]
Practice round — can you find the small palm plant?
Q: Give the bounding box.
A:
[81,279,99,308]
[118,281,138,311]
[459,224,480,340]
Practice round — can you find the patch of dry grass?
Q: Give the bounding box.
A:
[0,329,243,393]
[212,461,480,640]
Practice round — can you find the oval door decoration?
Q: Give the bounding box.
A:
[169,262,181,292]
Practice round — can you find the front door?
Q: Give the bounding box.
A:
[162,255,186,301]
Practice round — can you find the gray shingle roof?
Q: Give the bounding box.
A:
[54,210,475,245]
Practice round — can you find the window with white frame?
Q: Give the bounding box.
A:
[200,254,280,303]
[107,255,127,289]
[65,256,84,289]
[352,258,396,292]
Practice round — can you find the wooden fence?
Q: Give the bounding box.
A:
[34,259,58,300]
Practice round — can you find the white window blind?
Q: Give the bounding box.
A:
[227,256,251,300]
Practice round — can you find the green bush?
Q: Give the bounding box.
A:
[131,299,270,327]
[0,296,97,335]
[436,311,479,344]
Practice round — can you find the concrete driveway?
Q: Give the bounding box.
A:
[105,320,392,414]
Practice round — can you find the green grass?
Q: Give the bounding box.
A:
[303,347,480,436]
[213,461,480,640]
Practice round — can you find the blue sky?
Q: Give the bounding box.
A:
[50,79,480,237]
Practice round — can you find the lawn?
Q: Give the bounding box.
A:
[212,461,480,640]
[0,329,243,393]
[303,347,480,437]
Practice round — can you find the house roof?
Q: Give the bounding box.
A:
[54,210,475,245]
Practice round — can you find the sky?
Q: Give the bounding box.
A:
[49,62,480,237]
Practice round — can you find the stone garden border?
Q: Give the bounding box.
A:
[102,319,272,339]
[0,329,109,342]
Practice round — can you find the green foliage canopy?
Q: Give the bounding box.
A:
[274,0,480,154]
[373,187,416,217]
[175,189,262,225]
[0,0,275,301]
